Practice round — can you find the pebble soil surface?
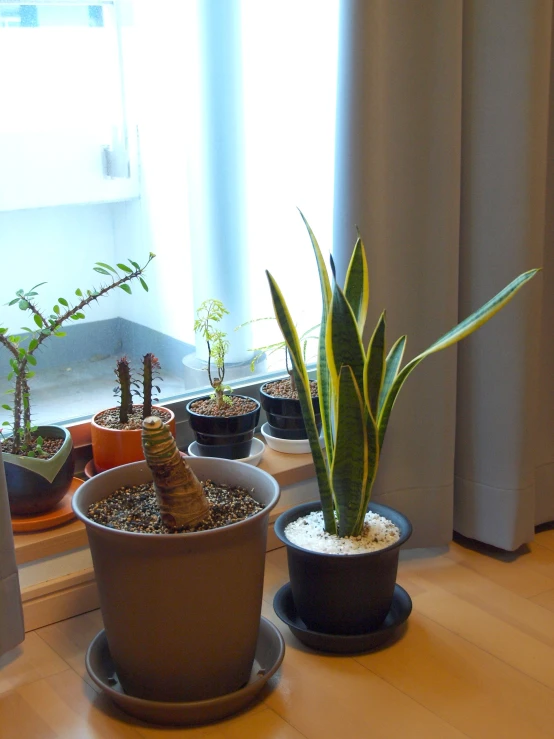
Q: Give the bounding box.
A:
[87,480,264,534]
[189,396,258,418]
[285,510,401,554]
[94,405,171,431]
[263,378,318,400]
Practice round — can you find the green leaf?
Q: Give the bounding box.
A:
[26,371,35,378]
[267,269,337,534]
[28,339,39,351]
[75,289,82,297]
[344,236,369,333]
[117,263,133,273]
[363,311,386,419]
[8,299,19,306]
[58,297,68,306]
[20,327,32,332]
[95,262,118,274]
[33,314,43,328]
[119,284,132,294]
[0,328,6,334]
[93,267,111,276]
[2,404,11,411]
[75,312,85,319]
[7,372,13,381]
[29,282,47,292]
[129,259,140,270]
[377,335,407,414]
[326,284,365,399]
[18,300,29,310]
[54,331,66,337]
[53,304,60,315]
[27,355,37,366]
[331,366,368,536]
[377,268,541,449]
[140,278,149,292]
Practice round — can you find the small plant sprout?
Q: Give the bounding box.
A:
[113,353,163,423]
[0,254,155,455]
[194,299,232,409]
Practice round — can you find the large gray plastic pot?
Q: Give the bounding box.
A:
[72,457,280,702]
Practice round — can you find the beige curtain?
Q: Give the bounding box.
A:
[334,0,552,550]
[0,449,24,656]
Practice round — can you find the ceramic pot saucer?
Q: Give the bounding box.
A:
[260,423,325,454]
[188,437,265,466]
[85,616,285,726]
[11,477,82,532]
[273,582,412,654]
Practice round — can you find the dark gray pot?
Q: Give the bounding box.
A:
[72,457,280,703]
[274,500,412,634]
[4,425,74,515]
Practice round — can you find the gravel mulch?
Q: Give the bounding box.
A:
[0,436,63,460]
[263,378,318,400]
[94,405,171,431]
[189,396,257,418]
[87,479,264,534]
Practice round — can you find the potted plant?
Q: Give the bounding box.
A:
[90,353,176,473]
[72,417,282,724]
[0,254,155,515]
[267,212,539,649]
[241,316,321,444]
[186,299,260,459]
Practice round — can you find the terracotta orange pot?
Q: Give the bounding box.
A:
[90,407,176,473]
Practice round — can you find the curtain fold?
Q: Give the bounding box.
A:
[334,0,552,550]
[0,449,24,657]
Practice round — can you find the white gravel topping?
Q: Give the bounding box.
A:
[285,510,400,554]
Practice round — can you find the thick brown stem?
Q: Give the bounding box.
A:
[142,416,210,530]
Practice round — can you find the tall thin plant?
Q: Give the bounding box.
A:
[267,212,539,538]
[0,254,155,453]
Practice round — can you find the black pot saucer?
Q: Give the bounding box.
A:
[85,616,285,726]
[273,582,412,654]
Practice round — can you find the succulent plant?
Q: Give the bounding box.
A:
[267,212,539,538]
[0,254,155,455]
[113,352,163,423]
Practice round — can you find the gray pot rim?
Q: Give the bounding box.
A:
[72,458,279,541]
[273,500,413,559]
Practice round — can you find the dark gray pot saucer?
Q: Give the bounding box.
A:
[273,582,412,654]
[85,617,285,726]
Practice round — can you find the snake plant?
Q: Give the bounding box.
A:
[266,213,539,538]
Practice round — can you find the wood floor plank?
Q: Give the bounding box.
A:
[356,610,554,739]
[407,576,554,690]
[0,690,57,739]
[0,632,68,695]
[535,526,554,552]
[399,550,554,648]
[447,539,554,598]
[260,602,467,739]
[530,587,554,612]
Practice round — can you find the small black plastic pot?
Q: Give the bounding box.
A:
[187,395,261,459]
[260,382,321,440]
[4,425,75,516]
[274,500,412,634]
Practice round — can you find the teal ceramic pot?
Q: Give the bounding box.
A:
[4,425,74,515]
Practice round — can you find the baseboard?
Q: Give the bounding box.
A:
[22,568,99,632]
[21,525,284,631]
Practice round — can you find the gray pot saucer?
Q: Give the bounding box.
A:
[85,616,285,726]
[273,582,412,654]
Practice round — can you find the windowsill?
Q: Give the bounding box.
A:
[14,440,317,566]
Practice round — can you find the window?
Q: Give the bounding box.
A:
[0,0,339,430]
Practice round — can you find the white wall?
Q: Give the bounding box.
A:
[0,205,119,329]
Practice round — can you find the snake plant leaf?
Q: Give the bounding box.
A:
[326,284,366,399]
[331,365,368,537]
[266,270,337,534]
[298,209,332,312]
[344,237,369,334]
[377,268,540,449]
[356,405,380,534]
[378,335,407,414]
[364,311,386,419]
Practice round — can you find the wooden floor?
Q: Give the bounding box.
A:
[3,526,554,739]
